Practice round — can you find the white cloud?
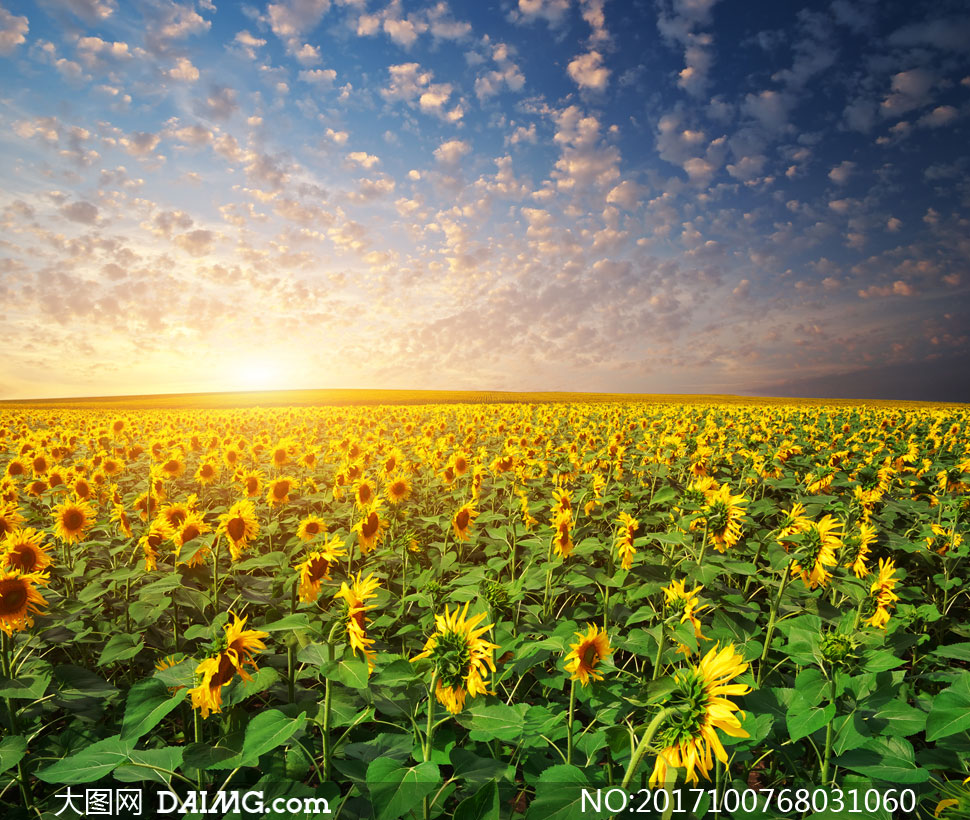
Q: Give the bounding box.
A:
[828,160,854,184]
[381,62,462,121]
[434,138,471,165]
[888,17,970,51]
[299,68,336,86]
[742,89,794,132]
[918,105,958,128]
[580,0,609,43]
[267,0,330,55]
[346,151,380,168]
[474,42,525,100]
[0,7,28,55]
[168,56,200,81]
[567,50,610,91]
[515,0,570,27]
[881,69,935,117]
[233,30,266,60]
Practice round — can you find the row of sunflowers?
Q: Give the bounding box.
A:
[0,400,968,818]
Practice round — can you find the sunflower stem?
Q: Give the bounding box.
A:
[619,707,678,791]
[652,626,666,681]
[2,634,33,812]
[820,676,838,785]
[696,519,709,565]
[422,670,438,820]
[322,623,337,782]
[211,535,220,614]
[757,558,796,686]
[566,678,576,766]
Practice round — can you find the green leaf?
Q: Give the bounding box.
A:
[337,657,370,689]
[0,669,51,700]
[243,710,307,764]
[786,703,835,742]
[524,764,608,820]
[98,634,144,666]
[37,736,136,784]
[366,758,440,820]
[121,678,186,740]
[53,665,118,700]
[460,702,526,742]
[453,780,499,820]
[931,643,970,662]
[872,699,926,736]
[450,748,513,783]
[926,674,970,741]
[0,736,27,775]
[834,736,930,784]
[113,747,184,785]
[261,613,312,632]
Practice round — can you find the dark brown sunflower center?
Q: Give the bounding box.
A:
[456,510,470,530]
[210,653,237,689]
[304,522,320,535]
[273,482,289,499]
[62,509,84,531]
[358,485,372,504]
[0,580,27,613]
[169,510,187,526]
[164,460,180,473]
[182,525,200,543]
[307,556,330,582]
[227,517,246,541]
[361,514,379,538]
[582,644,598,668]
[9,546,37,571]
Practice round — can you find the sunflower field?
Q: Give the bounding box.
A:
[0,398,969,820]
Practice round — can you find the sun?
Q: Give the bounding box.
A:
[231,356,288,391]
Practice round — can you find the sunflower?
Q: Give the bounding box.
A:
[925,523,962,556]
[217,500,259,561]
[864,557,899,629]
[30,453,49,476]
[189,612,269,719]
[159,454,186,480]
[3,528,53,575]
[25,480,47,498]
[353,504,388,555]
[159,500,193,531]
[110,503,132,538]
[450,451,469,476]
[0,569,48,635]
[648,643,751,787]
[411,602,498,714]
[266,475,297,507]
[564,623,612,686]
[615,511,639,570]
[353,478,377,509]
[5,459,27,479]
[776,502,811,548]
[790,515,842,589]
[662,579,708,642]
[552,509,574,559]
[452,501,478,543]
[696,485,747,552]
[0,504,25,537]
[296,535,347,603]
[334,572,381,671]
[238,469,264,498]
[551,488,573,518]
[844,521,876,578]
[52,498,96,544]
[194,460,219,486]
[385,474,411,505]
[139,520,171,571]
[173,513,211,567]
[296,514,327,543]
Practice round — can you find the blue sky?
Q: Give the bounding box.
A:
[1,0,968,400]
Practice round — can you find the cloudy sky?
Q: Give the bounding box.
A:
[1,0,968,401]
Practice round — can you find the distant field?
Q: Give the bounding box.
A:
[0,387,962,409]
